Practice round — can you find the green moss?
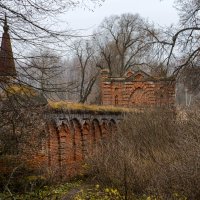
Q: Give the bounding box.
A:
[48,101,139,113]
[0,180,82,200]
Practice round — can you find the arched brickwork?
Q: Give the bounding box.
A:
[101,70,175,107]
[59,122,71,178]
[47,121,62,179]
[69,119,83,161]
[82,120,91,155]
[62,122,73,165]
[91,119,102,143]
[45,112,122,180]
[66,119,83,177]
[109,119,117,135]
[101,120,110,136]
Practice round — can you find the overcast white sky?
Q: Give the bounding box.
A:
[64,0,179,33]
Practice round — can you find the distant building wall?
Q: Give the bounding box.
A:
[101,70,175,107]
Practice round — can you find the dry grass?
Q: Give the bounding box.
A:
[87,107,200,200]
[4,84,37,96]
[48,100,139,113]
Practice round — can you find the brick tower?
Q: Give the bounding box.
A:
[0,14,16,82]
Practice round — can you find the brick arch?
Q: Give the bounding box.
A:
[57,121,74,178]
[47,121,62,179]
[110,119,117,125]
[91,119,102,143]
[57,122,67,177]
[101,120,110,136]
[50,121,76,179]
[69,118,84,162]
[64,119,84,177]
[139,89,153,106]
[45,113,123,180]
[82,120,92,155]
[109,119,117,134]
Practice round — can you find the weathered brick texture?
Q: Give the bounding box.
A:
[101,69,175,108]
[44,111,120,180]
[0,16,177,182]
[0,113,119,180]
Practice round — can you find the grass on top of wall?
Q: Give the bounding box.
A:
[48,101,138,113]
[3,84,37,96]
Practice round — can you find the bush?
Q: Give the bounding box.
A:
[0,164,47,193]
[87,107,200,200]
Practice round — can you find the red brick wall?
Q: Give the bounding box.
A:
[46,117,117,180]
[0,114,118,181]
[101,70,175,107]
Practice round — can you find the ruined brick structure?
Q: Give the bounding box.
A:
[45,109,121,179]
[0,107,121,180]
[0,16,120,179]
[0,17,176,180]
[101,69,175,107]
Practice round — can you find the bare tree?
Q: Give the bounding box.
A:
[140,0,200,104]
[146,0,200,76]
[93,13,155,76]
[0,0,105,93]
[0,0,104,49]
[0,0,105,193]
[70,39,99,103]
[19,50,70,100]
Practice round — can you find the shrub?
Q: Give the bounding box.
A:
[87,107,200,200]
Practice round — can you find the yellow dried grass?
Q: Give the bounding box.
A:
[48,100,137,113]
[5,84,37,96]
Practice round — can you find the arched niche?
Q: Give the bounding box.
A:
[101,119,110,136]
[46,121,62,179]
[69,118,84,162]
[109,119,117,134]
[57,121,73,166]
[91,119,102,143]
[82,120,91,155]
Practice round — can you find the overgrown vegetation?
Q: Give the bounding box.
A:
[87,107,200,200]
[0,84,48,198]
[0,179,82,200]
[1,107,199,200]
[48,100,139,113]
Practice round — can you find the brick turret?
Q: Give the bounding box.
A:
[0,14,16,81]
